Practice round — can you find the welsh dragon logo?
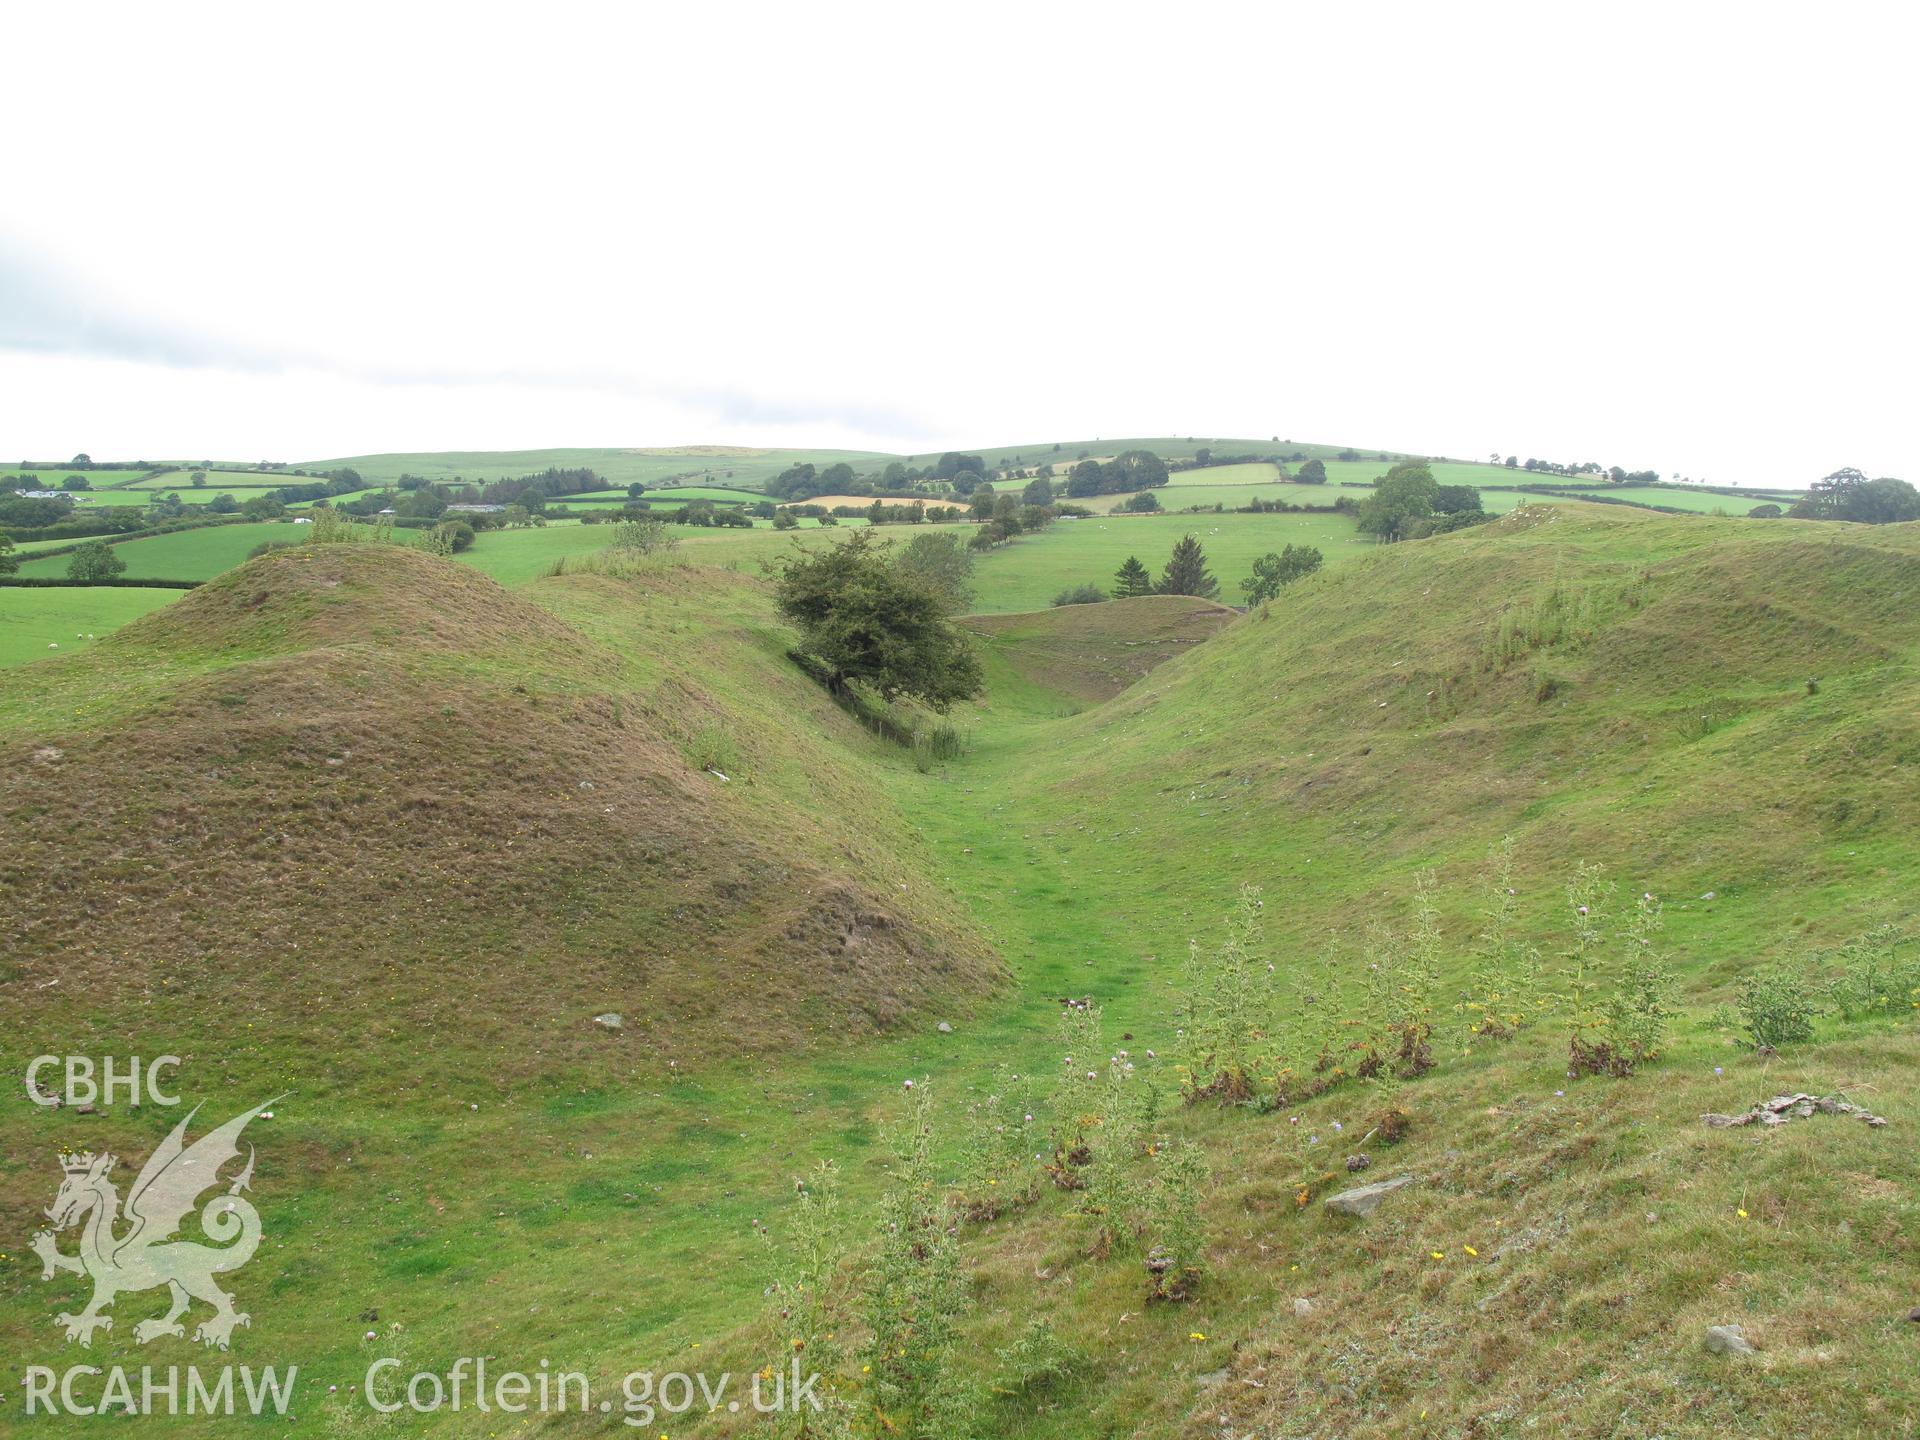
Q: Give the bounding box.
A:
[31,1098,280,1349]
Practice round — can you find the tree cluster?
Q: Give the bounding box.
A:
[1063,450,1170,498]
[1110,534,1218,599]
[1356,462,1486,541]
[1788,468,1920,524]
[1241,544,1324,603]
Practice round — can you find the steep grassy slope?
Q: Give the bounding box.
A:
[0,550,1012,1433]
[809,504,1920,1438]
[1027,504,1920,954]
[0,546,1002,1092]
[963,595,1237,704]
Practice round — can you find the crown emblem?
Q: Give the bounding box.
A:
[58,1149,99,1175]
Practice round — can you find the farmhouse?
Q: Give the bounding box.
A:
[445,503,506,514]
[18,490,73,501]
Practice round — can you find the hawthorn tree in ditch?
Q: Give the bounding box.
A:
[772,529,982,708]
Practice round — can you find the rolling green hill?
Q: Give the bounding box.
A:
[295,445,887,491]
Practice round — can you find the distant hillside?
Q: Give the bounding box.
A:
[292,437,1414,493]
[291,445,889,491]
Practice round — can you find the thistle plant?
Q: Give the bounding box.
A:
[1281,1110,1340,1208]
[863,1088,972,1440]
[950,1065,1040,1222]
[993,1317,1084,1395]
[1277,938,1346,1100]
[1822,924,1918,1021]
[1460,836,1543,1040]
[1048,1003,1106,1181]
[1143,1139,1210,1302]
[1560,863,1614,1041]
[1603,890,1675,1063]
[1177,885,1269,1102]
[1084,1053,1156,1252]
[1404,870,1444,1019]
[1357,913,1434,1080]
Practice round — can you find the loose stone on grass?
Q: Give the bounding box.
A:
[1705,1324,1755,1356]
[1324,1174,1416,1217]
[1701,1092,1888,1130]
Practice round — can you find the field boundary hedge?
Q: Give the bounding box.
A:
[0,577,202,590]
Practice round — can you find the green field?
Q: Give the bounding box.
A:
[13,522,312,581]
[306,486,393,505]
[3,508,1374,633]
[552,488,760,507]
[966,510,1365,610]
[1,469,153,489]
[35,489,158,507]
[0,586,185,667]
[1088,482,1315,513]
[972,435,1406,470]
[639,485,763,502]
[1166,461,1282,486]
[1535,484,1771,514]
[508,510,1378,613]
[120,480,289,495]
[298,440,1434,495]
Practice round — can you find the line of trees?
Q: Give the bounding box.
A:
[1492,455,1661,483]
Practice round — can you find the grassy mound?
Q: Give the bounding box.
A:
[0,546,1003,1092]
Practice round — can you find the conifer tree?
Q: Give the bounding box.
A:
[1113,555,1152,598]
[1156,535,1218,598]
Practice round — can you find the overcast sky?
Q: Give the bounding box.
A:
[3,4,1912,485]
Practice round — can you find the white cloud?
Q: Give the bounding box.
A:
[1,1,1913,483]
